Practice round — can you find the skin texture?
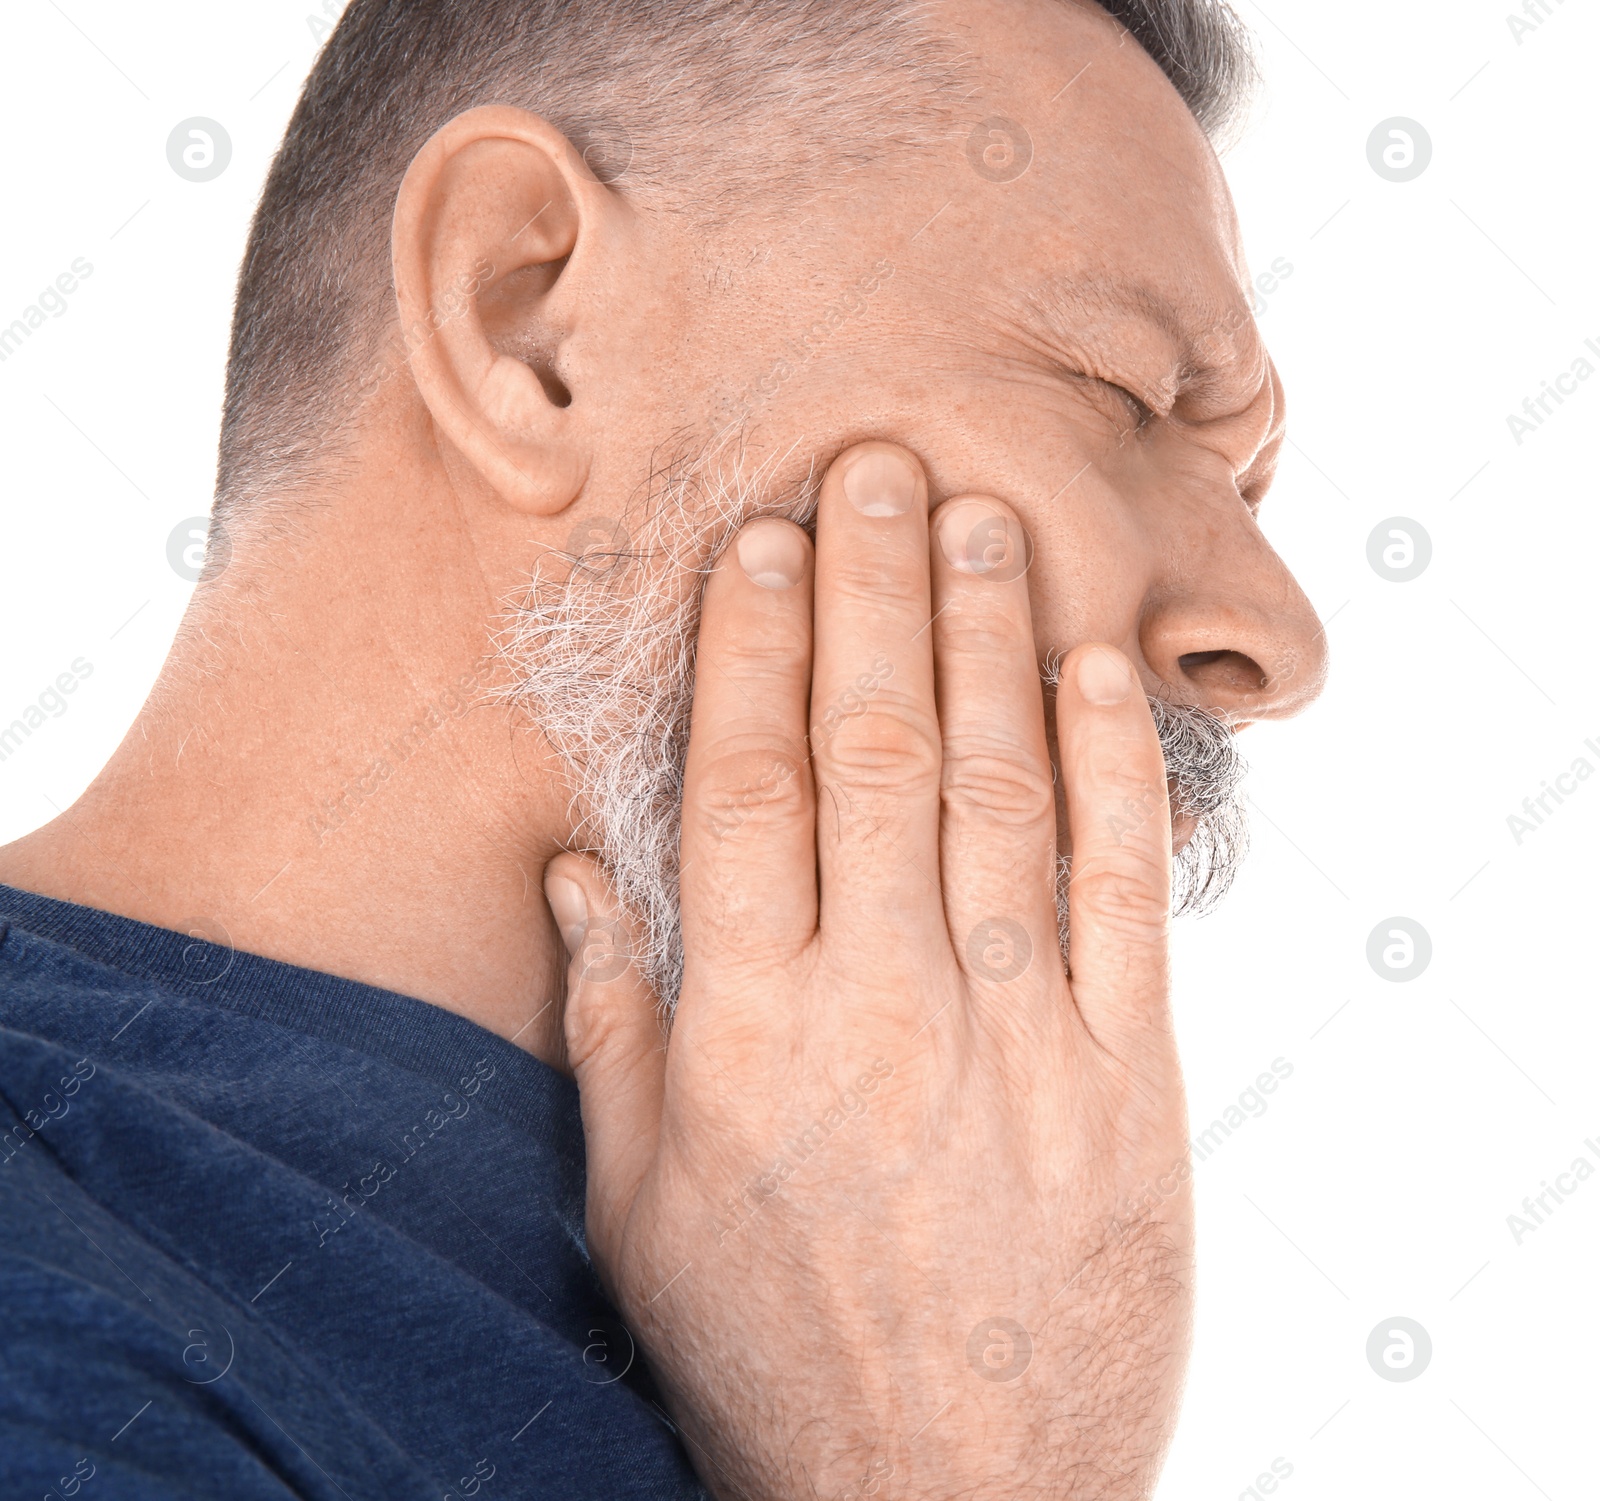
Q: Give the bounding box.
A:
[552,450,1196,1496]
[0,1,1327,1493]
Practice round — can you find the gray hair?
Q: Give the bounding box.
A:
[1096,0,1256,140]
[215,0,1255,518]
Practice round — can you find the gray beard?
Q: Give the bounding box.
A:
[501,452,1249,1011]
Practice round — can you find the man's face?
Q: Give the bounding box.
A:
[508,0,1326,1000]
[609,0,1321,704]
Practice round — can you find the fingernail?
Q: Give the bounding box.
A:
[842,447,919,517]
[545,874,587,954]
[1077,647,1133,705]
[736,519,805,589]
[936,498,1015,575]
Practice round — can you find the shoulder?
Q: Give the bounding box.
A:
[0,1252,319,1500]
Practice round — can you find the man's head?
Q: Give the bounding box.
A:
[210,0,1326,1005]
[218,0,1257,512]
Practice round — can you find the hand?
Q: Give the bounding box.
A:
[545,442,1193,1500]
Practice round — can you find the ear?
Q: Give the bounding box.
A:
[393,106,614,515]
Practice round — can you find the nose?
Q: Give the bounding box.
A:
[1137,512,1328,722]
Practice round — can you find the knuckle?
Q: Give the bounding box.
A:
[1099,789,1171,847]
[717,619,808,682]
[565,990,629,1073]
[1081,736,1166,802]
[1079,765,1170,843]
[815,695,941,792]
[941,744,1055,829]
[829,559,926,619]
[691,742,811,842]
[937,611,1029,659]
[1068,860,1169,943]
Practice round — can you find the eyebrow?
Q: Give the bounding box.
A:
[1019,272,1253,400]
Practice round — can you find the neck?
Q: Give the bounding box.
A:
[0,474,574,1068]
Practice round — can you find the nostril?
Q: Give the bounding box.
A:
[534,367,572,408]
[1178,649,1270,695]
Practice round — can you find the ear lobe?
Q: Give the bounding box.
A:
[392,106,600,515]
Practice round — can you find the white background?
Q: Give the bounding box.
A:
[1,2,1596,1498]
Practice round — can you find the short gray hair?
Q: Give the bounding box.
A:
[1097,0,1255,138]
[215,0,1254,517]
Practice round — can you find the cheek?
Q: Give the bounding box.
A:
[1020,469,1154,658]
[691,303,1171,655]
[800,356,1164,647]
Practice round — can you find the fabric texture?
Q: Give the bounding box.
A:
[0,884,705,1500]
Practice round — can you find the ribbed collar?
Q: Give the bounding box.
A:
[0,883,576,1141]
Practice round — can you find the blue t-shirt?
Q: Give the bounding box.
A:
[0,885,705,1500]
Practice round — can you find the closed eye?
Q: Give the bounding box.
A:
[1047,355,1160,436]
[1097,377,1154,433]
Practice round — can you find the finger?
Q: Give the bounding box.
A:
[809,442,945,953]
[929,497,1059,995]
[546,853,664,1272]
[678,518,818,982]
[1053,643,1173,1059]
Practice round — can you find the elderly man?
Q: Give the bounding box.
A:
[0,0,1325,1496]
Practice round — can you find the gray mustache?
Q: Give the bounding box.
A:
[1047,695,1249,971]
[1148,696,1250,918]
[1040,653,1251,922]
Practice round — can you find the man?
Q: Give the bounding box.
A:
[0,0,1326,1495]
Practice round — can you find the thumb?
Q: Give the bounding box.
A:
[544,852,666,1270]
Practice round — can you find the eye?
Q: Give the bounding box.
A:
[1097,378,1154,431]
